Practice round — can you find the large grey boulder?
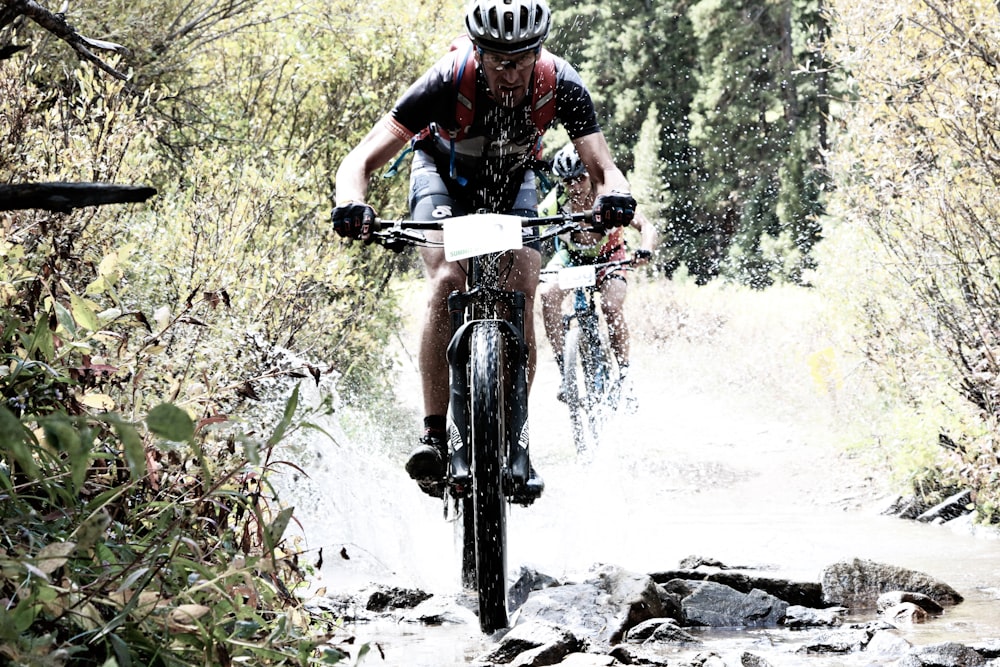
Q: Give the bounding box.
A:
[478,620,582,666]
[663,580,788,627]
[820,558,963,610]
[514,564,664,645]
[897,641,987,666]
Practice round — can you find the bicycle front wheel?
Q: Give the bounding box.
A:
[562,325,589,452]
[468,322,509,632]
[565,319,611,453]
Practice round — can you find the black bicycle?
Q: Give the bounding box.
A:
[369,210,595,633]
[541,258,634,453]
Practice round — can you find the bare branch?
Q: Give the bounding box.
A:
[0,182,157,212]
[1,0,130,78]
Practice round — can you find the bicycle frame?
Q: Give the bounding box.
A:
[446,252,531,496]
[544,258,632,452]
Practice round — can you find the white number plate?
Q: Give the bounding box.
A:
[557,265,597,289]
[443,214,523,261]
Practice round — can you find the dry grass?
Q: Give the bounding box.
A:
[621,272,891,459]
[377,269,900,491]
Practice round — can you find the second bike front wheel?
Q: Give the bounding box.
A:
[566,321,609,453]
[468,322,509,632]
[562,325,590,453]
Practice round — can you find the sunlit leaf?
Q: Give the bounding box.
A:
[30,313,55,360]
[52,299,76,336]
[146,404,194,442]
[35,541,77,575]
[111,419,147,480]
[80,393,115,411]
[266,383,299,447]
[264,507,295,552]
[170,604,210,624]
[68,290,101,332]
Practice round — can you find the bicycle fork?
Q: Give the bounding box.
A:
[445,288,531,497]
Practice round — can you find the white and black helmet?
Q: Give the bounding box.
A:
[465,0,551,55]
[552,143,586,180]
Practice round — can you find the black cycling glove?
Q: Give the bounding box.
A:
[331,201,376,243]
[593,190,637,228]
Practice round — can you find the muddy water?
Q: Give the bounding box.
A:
[279,286,1000,666]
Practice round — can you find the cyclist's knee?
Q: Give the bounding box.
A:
[540,284,563,307]
[426,263,465,293]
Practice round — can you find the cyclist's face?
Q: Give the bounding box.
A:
[479,49,536,108]
[565,173,592,207]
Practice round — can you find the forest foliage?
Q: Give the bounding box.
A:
[2,0,1000,662]
[822,0,1000,520]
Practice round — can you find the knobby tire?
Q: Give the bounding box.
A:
[580,314,613,413]
[565,314,613,453]
[562,325,589,452]
[468,322,508,632]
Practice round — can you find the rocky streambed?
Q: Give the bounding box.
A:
[306,554,1000,667]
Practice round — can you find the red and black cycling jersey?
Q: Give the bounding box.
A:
[380,49,601,211]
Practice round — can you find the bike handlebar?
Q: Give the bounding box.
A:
[539,256,637,276]
[368,211,600,251]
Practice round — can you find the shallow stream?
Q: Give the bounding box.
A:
[278,286,1000,665]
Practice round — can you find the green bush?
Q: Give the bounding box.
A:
[823,0,1000,520]
[1,2,462,661]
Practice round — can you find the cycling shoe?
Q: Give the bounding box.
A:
[511,465,544,506]
[405,432,448,498]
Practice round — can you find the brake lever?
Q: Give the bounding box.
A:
[373,228,436,250]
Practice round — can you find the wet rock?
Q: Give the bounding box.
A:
[513,581,607,639]
[551,654,622,666]
[365,584,432,611]
[877,590,945,615]
[971,640,1000,659]
[916,490,973,524]
[593,565,668,642]
[738,653,773,667]
[510,566,561,611]
[650,568,824,608]
[515,565,664,645]
[881,601,928,624]
[479,619,582,666]
[882,494,928,519]
[820,558,964,609]
[303,592,372,622]
[678,555,732,569]
[865,629,913,660]
[849,618,898,634]
[403,594,478,626]
[623,617,700,644]
[688,651,727,666]
[608,642,679,665]
[796,627,872,654]
[671,580,787,627]
[781,604,846,627]
[897,641,987,666]
[654,583,685,623]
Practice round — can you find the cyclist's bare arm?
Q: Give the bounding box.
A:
[631,208,660,266]
[572,133,631,197]
[335,118,409,205]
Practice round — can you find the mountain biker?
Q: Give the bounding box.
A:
[539,142,659,406]
[330,0,636,499]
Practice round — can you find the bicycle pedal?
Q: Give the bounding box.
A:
[509,469,544,506]
[415,478,445,498]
